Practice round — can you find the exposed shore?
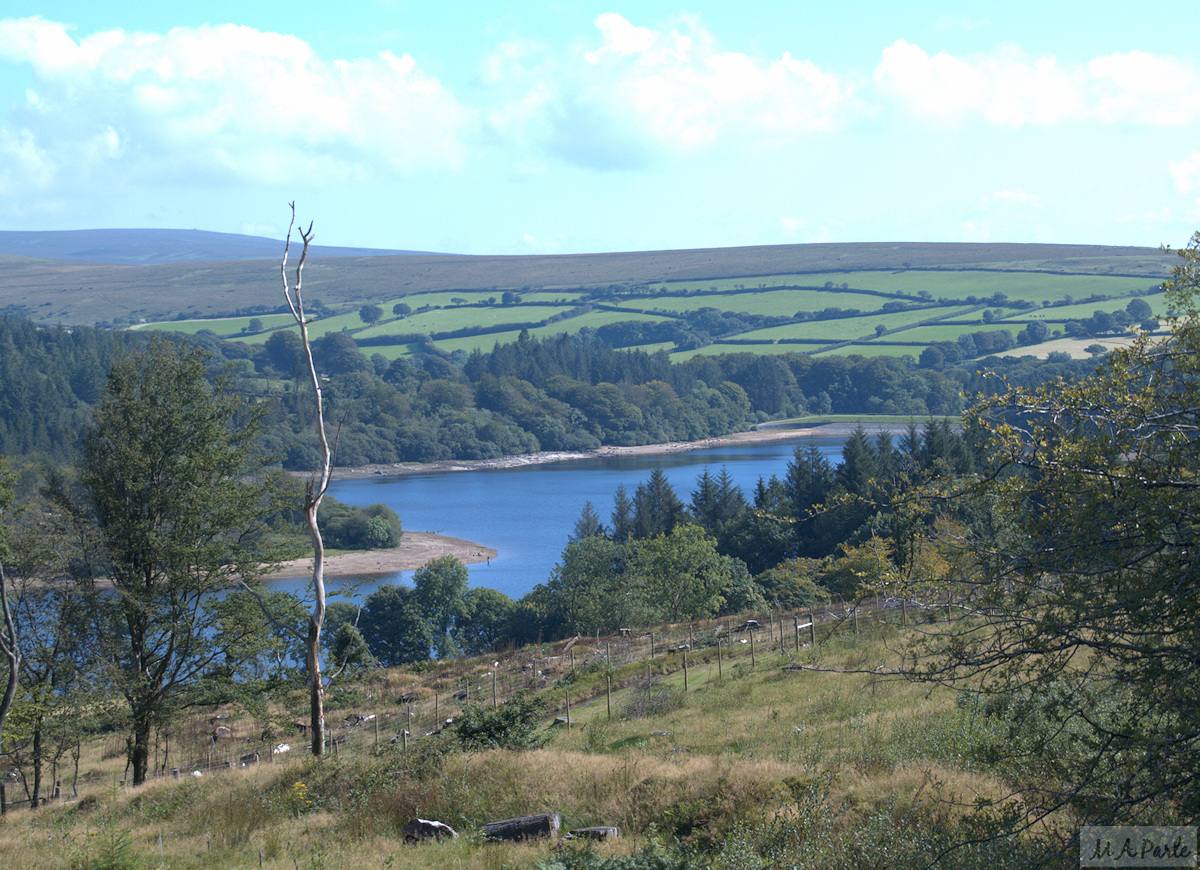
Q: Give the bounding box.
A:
[321,422,883,481]
[266,531,497,580]
[280,423,886,580]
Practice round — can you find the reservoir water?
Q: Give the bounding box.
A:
[273,435,846,603]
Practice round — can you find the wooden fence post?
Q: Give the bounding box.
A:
[793,616,800,652]
[682,648,688,692]
[717,637,723,680]
[493,670,498,708]
[750,628,755,668]
[809,609,816,646]
[1,783,6,815]
[606,675,612,721]
[564,689,571,729]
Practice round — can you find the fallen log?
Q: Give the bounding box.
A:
[482,812,562,841]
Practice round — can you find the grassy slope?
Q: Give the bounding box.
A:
[0,241,1176,364]
[0,609,1050,870]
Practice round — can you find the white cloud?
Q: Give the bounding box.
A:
[1169,152,1200,193]
[0,17,475,194]
[983,189,1042,209]
[485,13,857,169]
[1088,51,1200,125]
[874,40,1199,127]
[779,215,839,243]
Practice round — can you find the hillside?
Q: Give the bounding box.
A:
[0,228,424,266]
[0,235,1175,330]
[0,607,1058,870]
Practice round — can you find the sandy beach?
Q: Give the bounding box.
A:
[266,531,498,580]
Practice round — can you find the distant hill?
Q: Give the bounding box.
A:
[0,231,1176,328]
[0,228,427,265]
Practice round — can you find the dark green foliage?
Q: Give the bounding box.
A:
[329,621,376,672]
[357,584,433,667]
[452,693,549,751]
[0,315,126,462]
[754,559,830,609]
[571,500,607,541]
[1,309,1103,472]
[632,469,687,540]
[68,338,293,785]
[413,555,471,656]
[536,840,697,870]
[321,601,360,653]
[903,234,1200,831]
[455,587,516,655]
[317,497,402,550]
[207,588,309,683]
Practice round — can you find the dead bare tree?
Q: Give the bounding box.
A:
[281,203,333,757]
[0,560,19,747]
[0,462,19,747]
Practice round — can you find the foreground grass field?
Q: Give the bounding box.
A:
[0,610,1059,870]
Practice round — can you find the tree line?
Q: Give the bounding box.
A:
[0,313,1101,471]
[2,232,1197,852]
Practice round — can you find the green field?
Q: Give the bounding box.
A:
[899,324,1011,342]
[103,243,1179,363]
[131,313,296,337]
[612,288,890,316]
[1019,296,1165,322]
[433,311,675,356]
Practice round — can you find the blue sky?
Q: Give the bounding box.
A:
[0,2,1196,254]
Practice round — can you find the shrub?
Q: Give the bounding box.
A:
[452,693,549,751]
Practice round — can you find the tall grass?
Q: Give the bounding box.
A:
[0,624,1065,869]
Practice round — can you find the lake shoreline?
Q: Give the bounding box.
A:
[265,530,497,581]
[279,423,894,583]
[321,422,889,482]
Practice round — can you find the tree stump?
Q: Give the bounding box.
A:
[482,812,562,841]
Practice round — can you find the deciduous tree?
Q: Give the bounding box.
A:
[909,231,1200,830]
[72,339,289,785]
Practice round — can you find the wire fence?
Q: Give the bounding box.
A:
[2,592,948,810]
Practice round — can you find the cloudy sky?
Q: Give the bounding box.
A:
[0,1,1196,254]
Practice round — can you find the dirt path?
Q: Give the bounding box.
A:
[266,531,496,579]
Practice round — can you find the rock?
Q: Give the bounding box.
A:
[567,826,619,841]
[402,818,458,842]
[651,730,670,737]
